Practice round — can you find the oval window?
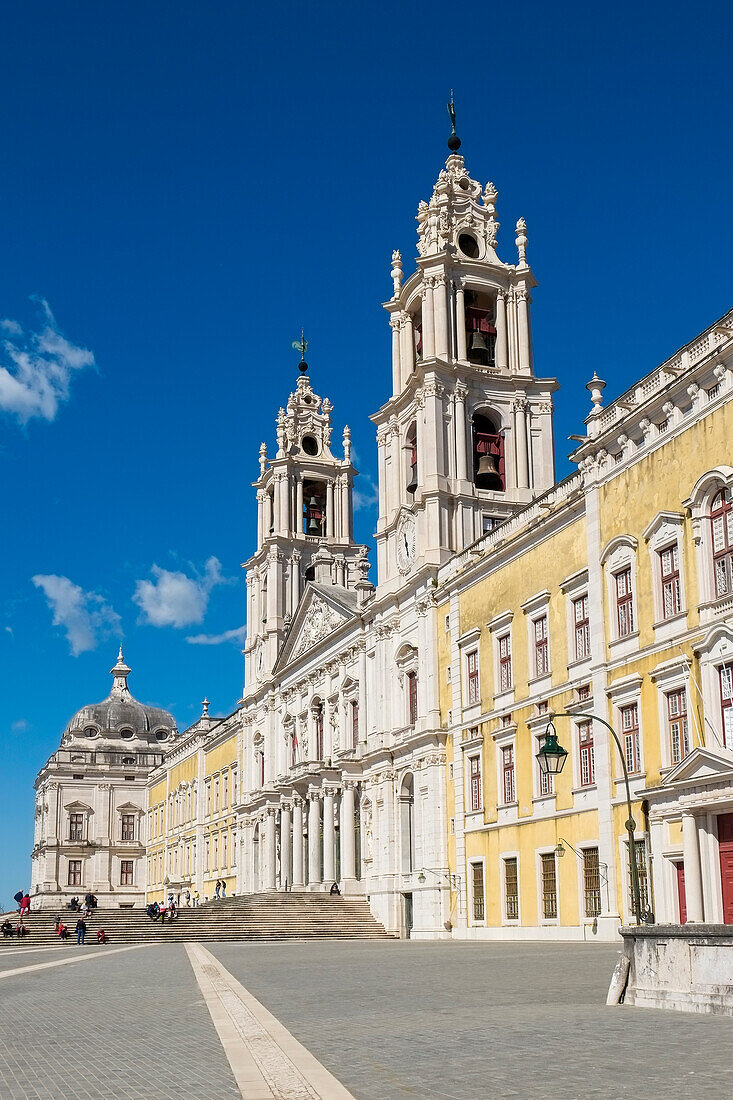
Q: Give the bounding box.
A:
[458,233,480,259]
[119,729,134,740]
[122,756,135,765]
[84,727,97,738]
[155,730,169,742]
[302,435,319,456]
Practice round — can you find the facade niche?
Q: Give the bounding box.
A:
[472,411,504,491]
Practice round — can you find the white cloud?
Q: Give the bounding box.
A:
[0,299,95,425]
[353,472,379,511]
[11,719,30,732]
[186,625,246,646]
[133,557,226,629]
[32,574,121,656]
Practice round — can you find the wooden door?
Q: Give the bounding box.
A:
[675,861,687,924]
[718,813,733,924]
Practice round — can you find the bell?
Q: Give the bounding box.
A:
[306,494,321,534]
[476,452,502,488]
[307,514,320,534]
[469,329,489,354]
[406,463,418,494]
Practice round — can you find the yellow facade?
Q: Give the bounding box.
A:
[437,322,733,939]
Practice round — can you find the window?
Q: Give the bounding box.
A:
[502,745,516,804]
[121,814,135,842]
[315,705,324,759]
[573,596,590,660]
[259,751,265,787]
[291,729,298,767]
[407,671,418,726]
[577,721,595,787]
[472,411,504,490]
[711,488,733,597]
[541,853,557,919]
[69,813,84,842]
[659,545,681,618]
[620,703,641,774]
[406,424,418,494]
[537,737,553,797]
[222,830,228,870]
[120,860,134,886]
[504,858,519,920]
[469,755,482,812]
[214,777,220,813]
[615,568,635,637]
[533,615,549,677]
[206,780,212,816]
[720,663,733,748]
[351,701,359,747]
[707,382,721,400]
[445,614,450,632]
[68,860,82,886]
[471,863,485,922]
[498,634,512,692]
[467,650,480,704]
[223,772,229,810]
[583,848,601,917]
[667,688,690,765]
[627,839,650,918]
[578,683,591,701]
[205,837,210,872]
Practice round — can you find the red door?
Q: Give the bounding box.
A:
[675,861,687,924]
[718,814,733,924]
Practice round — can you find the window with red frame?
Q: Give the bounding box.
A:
[578,721,595,786]
[537,737,553,797]
[667,688,690,764]
[659,545,682,618]
[469,755,482,812]
[407,671,418,726]
[573,596,590,660]
[120,860,134,886]
[620,703,641,774]
[467,650,480,704]
[498,634,512,692]
[720,663,733,748]
[351,701,359,747]
[711,488,733,597]
[534,615,549,677]
[502,745,516,804]
[615,568,635,637]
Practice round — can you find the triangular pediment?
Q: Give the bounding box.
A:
[664,746,733,786]
[275,583,358,671]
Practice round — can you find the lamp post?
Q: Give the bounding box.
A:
[543,712,643,926]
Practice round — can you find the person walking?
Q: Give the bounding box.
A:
[75,917,87,945]
[215,879,221,899]
[221,880,227,898]
[19,894,31,916]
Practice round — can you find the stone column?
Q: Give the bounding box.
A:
[455,280,467,362]
[514,397,530,489]
[400,314,414,386]
[433,274,448,359]
[280,472,290,532]
[341,782,356,884]
[323,788,336,885]
[308,793,322,887]
[292,798,304,888]
[455,382,468,482]
[295,475,303,536]
[517,289,531,373]
[390,316,401,393]
[256,490,264,547]
[682,813,704,922]
[264,809,277,891]
[341,475,351,539]
[280,802,292,890]
[495,290,508,371]
[326,480,334,538]
[422,281,435,360]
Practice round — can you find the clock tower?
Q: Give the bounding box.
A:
[372,121,558,593]
[242,357,371,699]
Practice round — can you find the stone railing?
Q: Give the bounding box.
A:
[617,924,733,1016]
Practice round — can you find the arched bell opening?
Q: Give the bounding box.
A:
[413,309,423,362]
[302,479,326,536]
[465,289,496,367]
[405,422,418,495]
[473,412,505,491]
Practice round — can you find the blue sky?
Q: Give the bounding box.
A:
[1,0,731,904]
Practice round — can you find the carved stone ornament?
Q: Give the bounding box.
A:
[291,596,345,660]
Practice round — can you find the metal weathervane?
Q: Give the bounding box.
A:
[292,331,308,373]
[447,91,461,152]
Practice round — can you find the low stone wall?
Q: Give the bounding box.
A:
[619,925,733,1016]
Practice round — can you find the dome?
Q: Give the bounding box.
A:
[61,649,177,748]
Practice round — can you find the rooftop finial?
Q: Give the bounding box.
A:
[292,331,308,373]
[201,697,210,718]
[447,91,461,153]
[110,647,131,696]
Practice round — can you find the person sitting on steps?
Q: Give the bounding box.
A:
[329,882,341,896]
[1,920,14,937]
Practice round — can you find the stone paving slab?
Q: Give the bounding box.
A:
[209,940,733,1100]
[0,943,240,1099]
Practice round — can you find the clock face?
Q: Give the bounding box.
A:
[396,513,417,575]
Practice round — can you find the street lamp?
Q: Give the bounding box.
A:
[548,711,643,926]
[536,720,569,775]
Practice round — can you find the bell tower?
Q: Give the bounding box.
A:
[243,348,370,695]
[373,107,558,591]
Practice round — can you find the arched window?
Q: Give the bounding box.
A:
[413,310,423,361]
[406,422,417,494]
[303,479,326,536]
[465,290,496,367]
[711,488,733,597]
[407,671,418,726]
[472,412,504,490]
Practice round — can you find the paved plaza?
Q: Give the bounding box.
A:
[0,939,731,1099]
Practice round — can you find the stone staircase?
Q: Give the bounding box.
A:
[4,892,393,946]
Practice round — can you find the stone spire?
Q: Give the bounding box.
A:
[109,647,131,698]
